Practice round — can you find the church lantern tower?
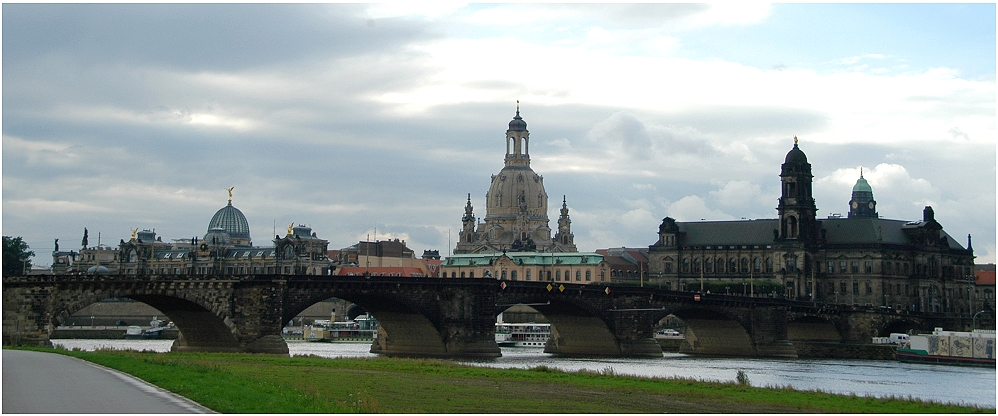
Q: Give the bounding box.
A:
[777,137,818,242]
[848,168,878,219]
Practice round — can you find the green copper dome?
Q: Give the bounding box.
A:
[853,174,873,194]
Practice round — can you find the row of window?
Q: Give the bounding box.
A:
[825,261,973,278]
[666,257,776,274]
[444,269,606,282]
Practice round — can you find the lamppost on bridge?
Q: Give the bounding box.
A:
[973,310,986,330]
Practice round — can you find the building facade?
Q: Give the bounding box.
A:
[54,193,331,275]
[440,252,609,284]
[454,106,578,254]
[647,140,977,314]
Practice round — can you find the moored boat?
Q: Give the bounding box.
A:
[896,328,995,367]
[495,322,551,347]
[304,315,379,342]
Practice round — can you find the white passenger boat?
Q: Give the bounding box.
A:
[495,322,551,347]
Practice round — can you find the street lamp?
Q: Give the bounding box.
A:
[973,310,986,331]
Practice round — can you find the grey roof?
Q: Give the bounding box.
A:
[677,219,779,246]
[822,217,966,250]
[674,217,968,250]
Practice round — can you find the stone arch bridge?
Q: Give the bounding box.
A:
[3,274,965,358]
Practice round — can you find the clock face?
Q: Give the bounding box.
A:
[868,201,875,209]
[852,201,858,209]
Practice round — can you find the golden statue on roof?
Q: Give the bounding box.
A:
[227,186,235,203]
[287,223,294,236]
[793,135,798,145]
[131,228,138,241]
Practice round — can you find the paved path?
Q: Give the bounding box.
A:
[3,349,212,413]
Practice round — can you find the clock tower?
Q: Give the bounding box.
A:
[848,169,878,219]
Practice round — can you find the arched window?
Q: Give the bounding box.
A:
[706,257,714,273]
[586,270,591,281]
[753,258,761,273]
[693,258,701,273]
[664,258,673,273]
[576,271,581,281]
[511,270,518,281]
[766,258,773,273]
[741,258,749,273]
[556,270,561,281]
[729,258,737,274]
[682,258,691,273]
[716,258,725,273]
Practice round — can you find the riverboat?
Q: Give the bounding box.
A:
[896,328,995,367]
[495,322,551,347]
[123,325,165,339]
[304,315,378,342]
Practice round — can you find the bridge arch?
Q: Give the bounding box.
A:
[787,315,843,343]
[665,306,755,356]
[56,290,242,352]
[879,319,921,337]
[284,290,448,358]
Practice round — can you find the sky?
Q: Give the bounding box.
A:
[3,3,995,267]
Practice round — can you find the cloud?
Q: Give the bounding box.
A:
[666,196,735,222]
[586,111,716,161]
[709,180,766,208]
[2,4,433,71]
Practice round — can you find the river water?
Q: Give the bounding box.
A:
[52,339,996,408]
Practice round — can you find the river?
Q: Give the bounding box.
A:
[52,339,996,408]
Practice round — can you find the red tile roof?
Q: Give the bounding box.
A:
[975,270,996,285]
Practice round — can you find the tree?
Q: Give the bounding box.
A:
[3,236,34,276]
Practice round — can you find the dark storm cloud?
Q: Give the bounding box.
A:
[2,4,435,71]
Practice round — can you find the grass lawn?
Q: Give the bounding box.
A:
[12,346,992,413]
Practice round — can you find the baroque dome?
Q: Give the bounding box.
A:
[784,143,808,164]
[208,201,250,240]
[487,165,548,218]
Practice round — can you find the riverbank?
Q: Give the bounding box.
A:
[9,346,989,413]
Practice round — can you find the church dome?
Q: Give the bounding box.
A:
[784,143,808,164]
[208,201,250,240]
[487,165,548,218]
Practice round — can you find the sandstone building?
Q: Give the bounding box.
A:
[647,140,977,314]
[53,191,332,275]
